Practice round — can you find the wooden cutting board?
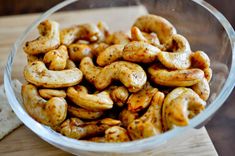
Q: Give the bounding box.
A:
[0,6,218,156]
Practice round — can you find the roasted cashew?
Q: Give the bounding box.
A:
[162,87,206,130]
[110,86,129,107]
[67,85,113,111]
[60,118,120,139]
[127,83,158,112]
[68,43,92,62]
[96,44,124,66]
[191,51,210,69]
[204,67,212,82]
[80,57,147,92]
[158,34,191,70]
[39,89,66,99]
[133,14,176,43]
[148,64,204,87]
[106,31,130,45]
[192,78,210,101]
[27,54,43,63]
[128,91,164,140]
[24,61,83,88]
[43,45,68,70]
[22,84,67,126]
[105,126,130,142]
[97,21,110,41]
[89,42,109,56]
[68,105,104,120]
[123,41,161,63]
[24,20,60,55]
[65,59,76,69]
[119,109,138,127]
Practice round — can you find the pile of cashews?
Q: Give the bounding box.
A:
[21,14,212,142]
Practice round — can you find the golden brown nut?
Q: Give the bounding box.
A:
[38,89,66,99]
[106,31,130,45]
[43,45,69,70]
[191,51,210,69]
[68,44,92,62]
[23,20,60,55]
[204,67,213,82]
[27,54,43,63]
[105,126,130,142]
[80,57,147,92]
[65,59,77,69]
[67,85,113,111]
[148,64,204,87]
[192,78,210,101]
[22,84,67,126]
[68,105,104,120]
[110,86,129,107]
[119,109,138,127]
[127,83,158,112]
[24,61,83,88]
[133,14,177,43]
[88,137,106,142]
[123,41,161,63]
[89,42,109,56]
[97,21,110,40]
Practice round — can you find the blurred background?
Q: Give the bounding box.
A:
[0,0,234,156]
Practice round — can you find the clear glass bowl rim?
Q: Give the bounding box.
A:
[4,0,235,153]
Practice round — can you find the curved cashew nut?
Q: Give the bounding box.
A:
[110,86,129,107]
[133,14,177,43]
[127,83,158,112]
[22,84,67,126]
[68,43,92,62]
[96,44,124,66]
[60,118,120,140]
[148,64,204,87]
[65,59,76,69]
[39,89,66,99]
[67,85,113,111]
[68,105,104,120]
[24,20,60,55]
[191,51,210,69]
[43,45,69,70]
[123,41,161,63]
[24,61,83,88]
[192,78,210,101]
[80,57,147,92]
[127,91,164,140]
[119,109,138,127]
[105,126,130,142]
[162,87,206,130]
[89,42,109,56]
[158,34,191,70]
[106,31,130,45]
[204,68,213,82]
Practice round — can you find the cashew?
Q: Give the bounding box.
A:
[43,45,69,70]
[38,89,66,99]
[127,83,158,112]
[96,44,124,66]
[192,78,210,101]
[133,14,177,43]
[158,34,191,70]
[67,85,113,111]
[24,61,83,88]
[110,86,129,107]
[105,126,130,142]
[162,87,206,130]
[22,84,67,126]
[60,26,80,45]
[27,54,43,63]
[24,20,60,55]
[106,31,130,45]
[65,59,76,69]
[60,118,120,140]
[148,64,204,87]
[88,137,106,142]
[68,43,92,62]
[123,41,161,63]
[119,109,138,127]
[128,91,164,140]
[191,51,210,69]
[97,21,110,40]
[89,42,109,56]
[204,67,213,82]
[80,57,147,92]
[68,105,104,120]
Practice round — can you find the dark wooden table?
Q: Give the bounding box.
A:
[0,1,234,156]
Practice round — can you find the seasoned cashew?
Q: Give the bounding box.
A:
[39,89,66,99]
[148,64,204,87]
[123,41,161,63]
[65,59,76,69]
[24,20,60,55]
[106,31,130,45]
[192,78,210,101]
[133,14,176,43]
[89,42,109,56]
[60,118,120,139]
[68,43,92,62]
[68,105,104,120]
[119,109,138,127]
[158,34,191,70]
[162,87,206,130]
[97,21,110,40]
[27,54,43,63]
[96,44,124,66]
[128,91,164,140]
[204,67,213,82]
[105,126,130,142]
[67,85,113,111]
[24,61,83,88]
[127,83,158,112]
[110,86,129,107]
[43,45,68,70]
[80,57,147,92]
[22,84,67,126]
[191,51,210,69]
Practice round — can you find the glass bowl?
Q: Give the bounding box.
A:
[4,0,235,155]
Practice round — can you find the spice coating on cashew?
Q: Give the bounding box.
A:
[68,44,93,62]
[80,57,147,92]
[24,20,60,55]
[119,109,139,127]
[24,61,83,88]
[192,78,210,101]
[106,31,130,45]
[191,51,210,69]
[110,86,129,107]
[204,68,213,82]
[39,89,66,99]
[105,126,130,142]
[22,84,67,126]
